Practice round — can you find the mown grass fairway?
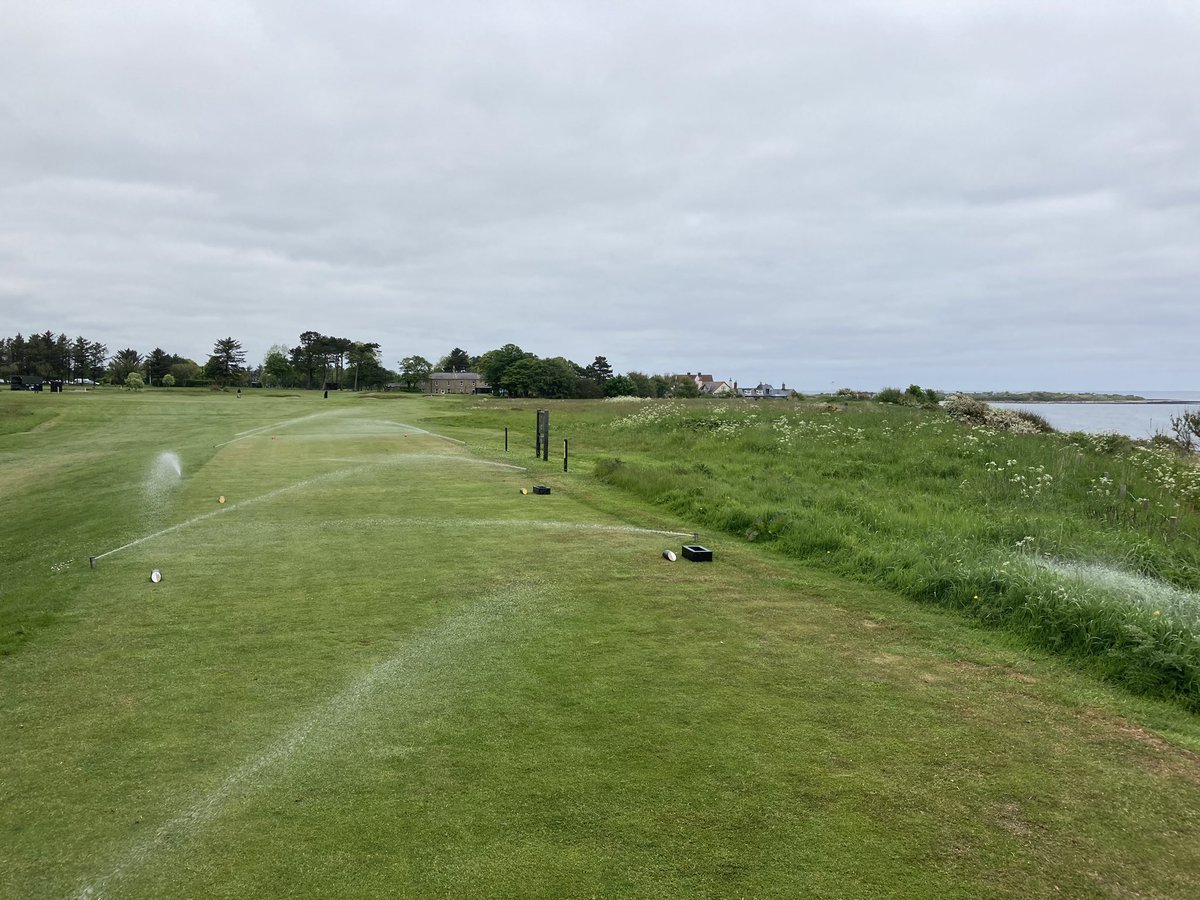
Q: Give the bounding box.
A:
[2,389,1200,898]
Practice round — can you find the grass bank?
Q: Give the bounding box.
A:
[434,396,1200,709]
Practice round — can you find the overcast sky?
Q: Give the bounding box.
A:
[3,1,1198,391]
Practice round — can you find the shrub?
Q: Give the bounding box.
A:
[1170,410,1200,452]
[875,387,904,405]
[1010,408,1053,433]
[943,393,989,424]
[161,373,175,387]
[984,408,1045,435]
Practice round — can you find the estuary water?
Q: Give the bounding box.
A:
[992,391,1200,439]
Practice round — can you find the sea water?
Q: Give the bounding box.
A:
[992,391,1200,439]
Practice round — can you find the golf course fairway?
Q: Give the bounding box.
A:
[2,389,1198,898]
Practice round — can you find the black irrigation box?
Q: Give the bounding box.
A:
[681,545,713,562]
[532,484,552,495]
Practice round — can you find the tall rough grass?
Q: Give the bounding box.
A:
[587,400,1200,708]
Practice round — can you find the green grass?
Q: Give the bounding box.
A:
[2,389,1199,898]
[435,397,1200,709]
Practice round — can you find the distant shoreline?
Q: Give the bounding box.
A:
[991,399,1200,405]
[972,394,1200,405]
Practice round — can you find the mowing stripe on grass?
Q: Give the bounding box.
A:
[320,454,528,471]
[91,463,367,562]
[72,581,551,900]
[213,412,465,448]
[322,516,695,538]
[212,410,347,448]
[91,451,538,563]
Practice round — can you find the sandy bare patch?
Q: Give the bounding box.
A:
[952,660,1038,684]
[1077,709,1200,785]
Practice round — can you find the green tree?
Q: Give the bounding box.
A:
[438,347,473,372]
[107,348,143,385]
[315,336,352,387]
[585,355,613,384]
[668,375,701,398]
[289,332,352,388]
[169,360,201,385]
[605,374,636,397]
[348,342,382,391]
[125,371,145,391]
[26,331,61,377]
[9,333,28,374]
[161,373,176,387]
[535,357,578,398]
[262,345,295,388]
[625,372,655,398]
[290,331,323,389]
[69,336,89,380]
[498,356,541,397]
[209,337,247,386]
[400,355,433,391]
[144,348,171,386]
[573,375,605,399]
[52,333,70,378]
[478,343,532,391]
[84,341,109,382]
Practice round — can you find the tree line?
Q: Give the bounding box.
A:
[0,330,247,388]
[2,329,705,398]
[399,344,704,399]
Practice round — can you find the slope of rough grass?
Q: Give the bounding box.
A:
[429,396,1200,708]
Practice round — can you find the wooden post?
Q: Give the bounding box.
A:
[563,438,568,472]
[505,427,508,452]
[1119,483,1127,499]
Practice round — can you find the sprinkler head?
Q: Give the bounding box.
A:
[663,550,677,562]
[150,569,162,583]
[520,488,528,495]
[218,496,226,504]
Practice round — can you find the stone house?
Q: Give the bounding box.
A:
[421,372,491,395]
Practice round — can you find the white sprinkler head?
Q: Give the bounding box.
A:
[150,569,162,583]
[663,550,677,562]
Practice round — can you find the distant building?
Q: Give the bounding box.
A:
[738,382,795,399]
[688,372,736,396]
[421,372,491,395]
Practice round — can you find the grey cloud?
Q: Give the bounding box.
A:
[2,1,1198,389]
